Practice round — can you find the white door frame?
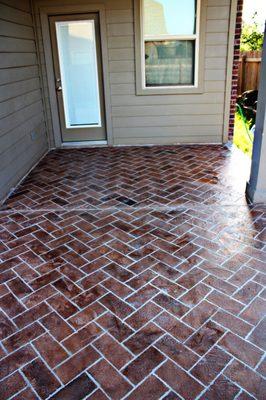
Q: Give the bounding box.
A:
[39,3,113,147]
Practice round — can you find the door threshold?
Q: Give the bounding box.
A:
[61,140,108,148]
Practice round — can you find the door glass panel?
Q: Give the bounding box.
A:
[55,20,101,128]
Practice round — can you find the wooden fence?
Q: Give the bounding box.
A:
[237,50,262,95]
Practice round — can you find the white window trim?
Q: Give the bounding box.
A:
[134,0,207,95]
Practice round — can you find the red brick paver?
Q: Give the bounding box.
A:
[0,145,265,399]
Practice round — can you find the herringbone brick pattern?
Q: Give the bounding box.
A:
[2,145,250,210]
[0,146,265,400]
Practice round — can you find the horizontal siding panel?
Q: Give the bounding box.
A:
[207,6,230,20]
[113,125,223,138]
[0,19,34,39]
[108,36,134,49]
[107,23,134,36]
[0,100,43,136]
[205,57,227,69]
[0,36,36,52]
[0,0,30,12]
[0,65,38,85]
[1,121,45,166]
[0,52,37,68]
[206,20,229,33]
[0,113,44,155]
[111,83,135,95]
[111,93,225,106]
[0,3,32,26]
[0,132,46,197]
[205,69,226,81]
[108,48,134,61]
[110,72,135,84]
[0,89,42,119]
[204,81,225,92]
[112,103,224,117]
[113,134,222,145]
[0,0,47,202]
[105,0,132,10]
[31,0,230,148]
[113,115,224,128]
[0,77,40,102]
[106,9,133,23]
[208,0,230,5]
[206,32,228,45]
[109,60,135,72]
[205,45,227,57]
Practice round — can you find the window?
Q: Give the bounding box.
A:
[135,0,203,94]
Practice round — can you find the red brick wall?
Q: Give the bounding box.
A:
[228,0,244,140]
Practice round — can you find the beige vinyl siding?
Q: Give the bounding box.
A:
[34,0,231,146]
[108,0,229,144]
[0,0,48,202]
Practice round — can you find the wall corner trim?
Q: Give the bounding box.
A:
[223,0,239,143]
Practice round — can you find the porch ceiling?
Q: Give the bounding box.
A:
[0,145,265,400]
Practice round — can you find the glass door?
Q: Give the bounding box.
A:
[49,14,106,142]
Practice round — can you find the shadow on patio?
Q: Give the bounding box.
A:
[0,145,265,400]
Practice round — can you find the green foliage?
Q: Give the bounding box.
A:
[240,13,264,52]
[233,113,253,157]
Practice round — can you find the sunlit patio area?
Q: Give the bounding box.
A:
[0,145,265,399]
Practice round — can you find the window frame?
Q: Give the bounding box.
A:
[134,0,206,95]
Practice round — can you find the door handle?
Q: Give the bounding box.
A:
[56,78,62,92]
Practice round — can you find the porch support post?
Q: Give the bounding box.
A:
[246,26,266,203]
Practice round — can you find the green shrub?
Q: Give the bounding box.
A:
[233,113,253,157]
[240,13,264,52]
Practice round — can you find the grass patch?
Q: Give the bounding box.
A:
[233,112,253,157]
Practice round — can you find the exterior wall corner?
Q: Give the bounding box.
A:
[228,0,244,141]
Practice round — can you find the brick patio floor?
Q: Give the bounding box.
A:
[0,145,265,399]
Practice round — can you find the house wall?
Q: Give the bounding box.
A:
[34,0,233,146]
[0,0,48,202]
